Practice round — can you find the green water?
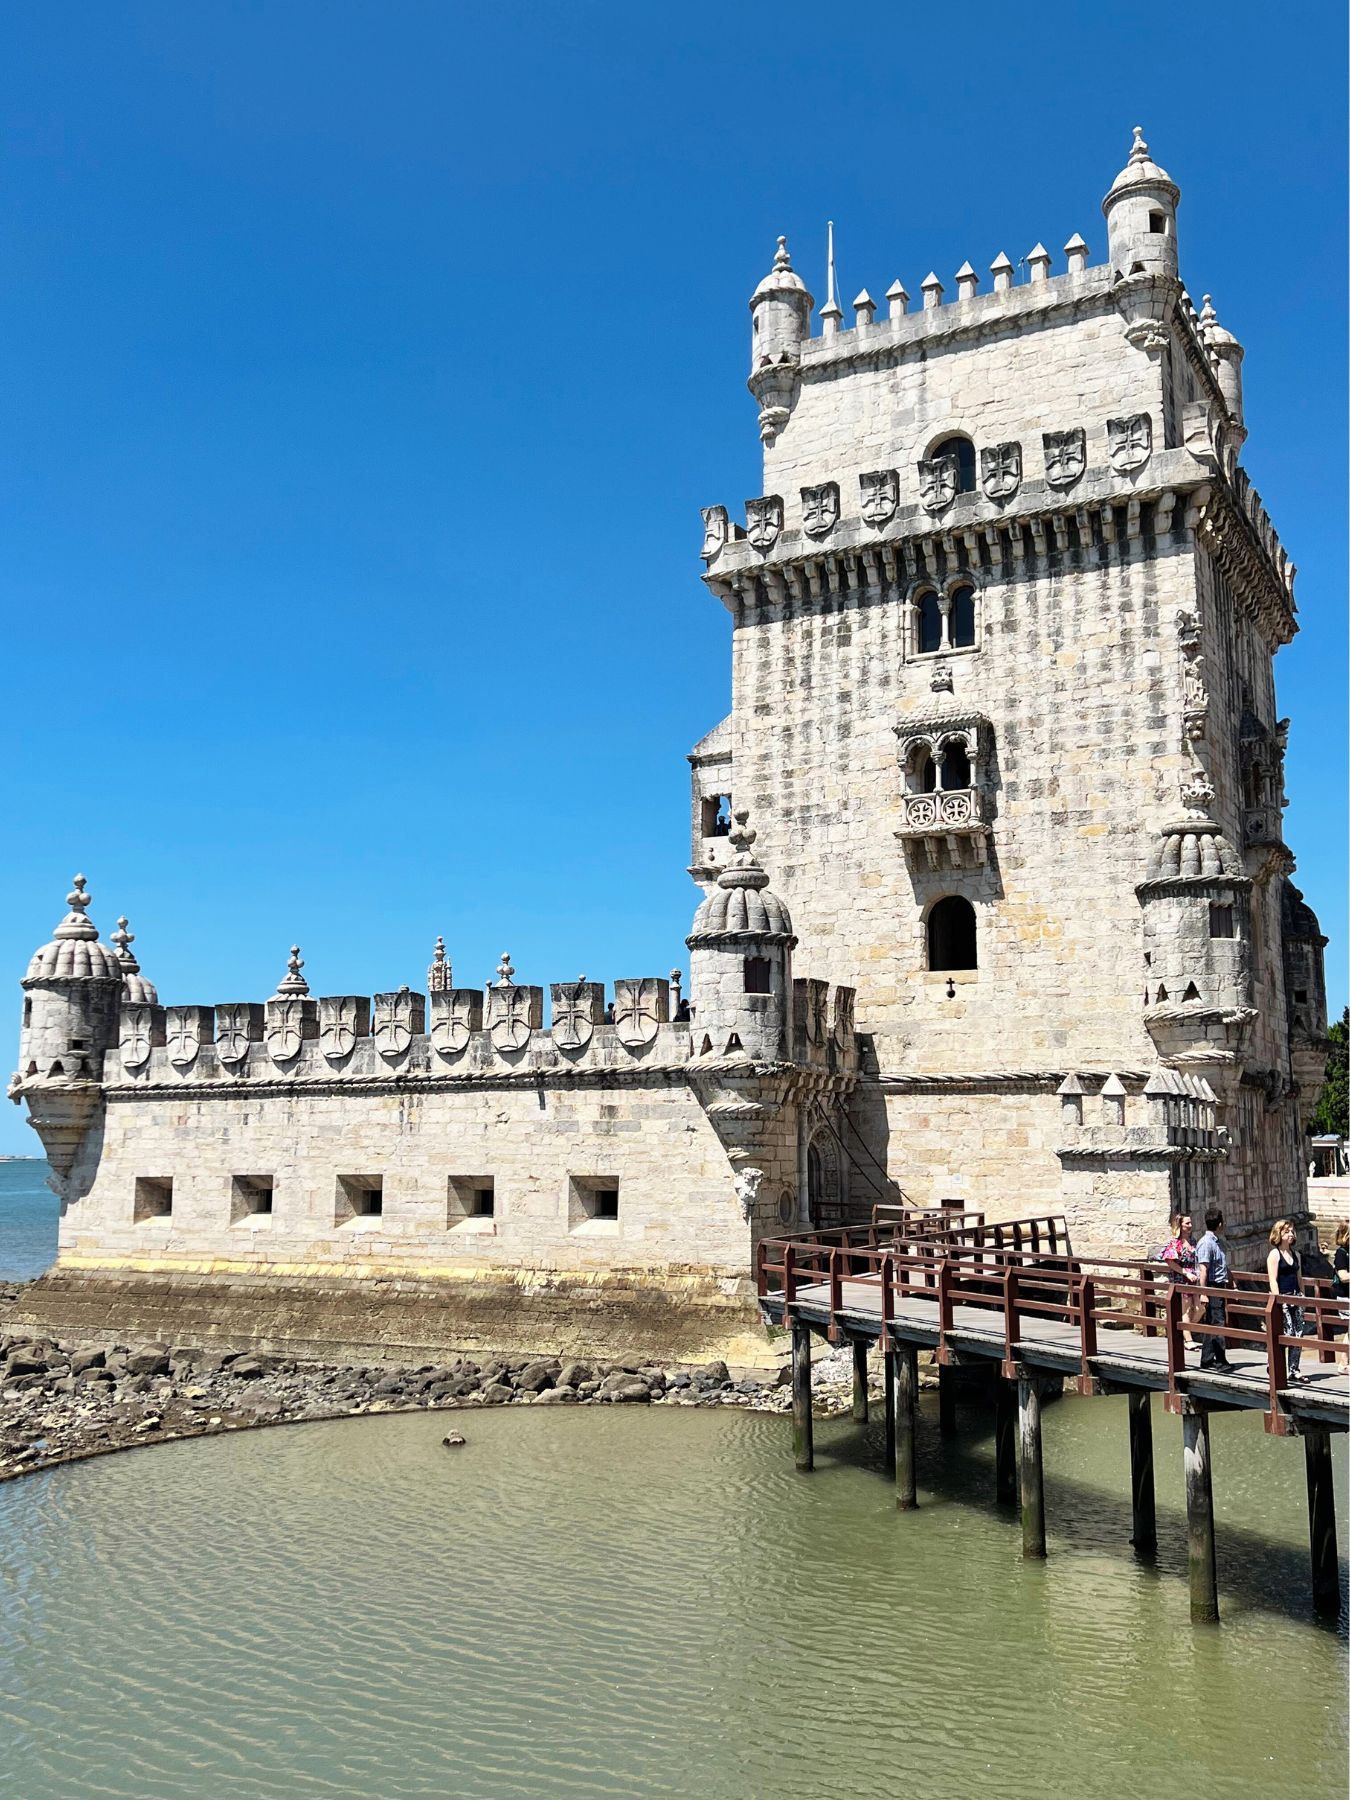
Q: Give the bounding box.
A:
[0,1394,1345,1799]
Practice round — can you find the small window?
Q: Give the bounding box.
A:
[134,1176,174,1223]
[949,584,976,649]
[932,435,976,494]
[448,1177,496,1229]
[231,1175,274,1225]
[569,1177,620,1231]
[701,794,733,838]
[744,956,771,994]
[940,742,971,791]
[1209,904,1235,939]
[917,591,943,655]
[908,747,937,794]
[336,1174,383,1224]
[22,998,32,1027]
[927,896,978,972]
[1148,211,1166,234]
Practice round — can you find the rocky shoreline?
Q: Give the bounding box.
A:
[0,1328,902,1484]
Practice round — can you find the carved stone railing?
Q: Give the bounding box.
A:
[894,788,988,868]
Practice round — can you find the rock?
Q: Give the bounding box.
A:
[229,1356,273,1381]
[372,1375,407,1396]
[3,1353,50,1379]
[132,1415,162,1434]
[535,1386,576,1404]
[424,1382,457,1403]
[666,1371,692,1390]
[557,1361,592,1391]
[124,1346,171,1378]
[697,1360,730,1387]
[516,1361,556,1393]
[69,1349,106,1375]
[610,1378,653,1403]
[442,1431,467,1447]
[239,1393,285,1418]
[77,1366,115,1384]
[480,1383,514,1406]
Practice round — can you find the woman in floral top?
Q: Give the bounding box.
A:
[1162,1212,1201,1347]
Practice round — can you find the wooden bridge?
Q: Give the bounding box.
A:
[757,1209,1348,1624]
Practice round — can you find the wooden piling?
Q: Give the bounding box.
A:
[851,1341,869,1425]
[995,1378,1017,1506]
[938,1364,957,1438]
[882,1347,896,1467]
[1018,1373,1046,1558]
[895,1343,918,1509]
[791,1320,813,1472]
[1128,1389,1157,1554]
[1182,1406,1218,1623]
[1304,1426,1341,1619]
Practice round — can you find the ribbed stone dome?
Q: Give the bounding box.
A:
[24,876,123,984]
[1103,127,1179,207]
[1146,824,1241,882]
[687,815,795,945]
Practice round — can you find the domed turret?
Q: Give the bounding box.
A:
[12,875,125,1178]
[748,237,813,445]
[1103,126,1180,281]
[110,916,158,1006]
[1199,294,1246,437]
[687,814,796,1059]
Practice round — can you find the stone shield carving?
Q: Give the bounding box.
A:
[319,996,368,1062]
[486,984,539,1053]
[266,998,310,1064]
[551,982,601,1052]
[1108,413,1152,474]
[980,442,1022,502]
[374,989,422,1060]
[165,1005,204,1070]
[613,978,669,1048]
[859,469,898,529]
[917,455,958,514]
[800,482,839,539]
[430,989,482,1057]
[745,494,784,552]
[1043,428,1086,488]
[216,1002,262,1066]
[832,985,856,1053]
[120,1004,155,1072]
[700,505,729,560]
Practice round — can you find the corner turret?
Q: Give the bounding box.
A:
[686,813,796,1059]
[747,237,813,446]
[1102,126,1179,281]
[11,875,124,1177]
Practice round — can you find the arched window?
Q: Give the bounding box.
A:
[917,590,943,655]
[932,436,976,494]
[927,896,977,971]
[908,746,937,794]
[949,584,976,648]
[940,741,971,790]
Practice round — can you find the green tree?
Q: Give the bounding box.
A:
[1311,1006,1349,1138]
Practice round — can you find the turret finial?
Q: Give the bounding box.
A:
[67,874,90,916]
[51,872,100,942]
[276,945,309,996]
[773,235,791,272]
[495,951,515,987]
[728,809,757,860]
[111,916,139,971]
[427,934,452,993]
[1130,125,1149,163]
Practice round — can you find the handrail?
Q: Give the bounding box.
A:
[756,1228,1348,1424]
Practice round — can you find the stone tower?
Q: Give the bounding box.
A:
[693,128,1327,1253]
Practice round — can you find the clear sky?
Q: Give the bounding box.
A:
[1,2,1345,1153]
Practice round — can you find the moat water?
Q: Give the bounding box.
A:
[1,1165,1347,1797]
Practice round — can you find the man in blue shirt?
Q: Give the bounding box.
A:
[1195,1206,1232,1370]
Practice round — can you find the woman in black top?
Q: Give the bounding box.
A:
[1333,1221,1349,1365]
[1267,1219,1306,1381]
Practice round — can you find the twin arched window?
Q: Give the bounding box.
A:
[927,896,978,971]
[916,582,977,655]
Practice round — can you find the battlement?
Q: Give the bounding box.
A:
[106,964,860,1089]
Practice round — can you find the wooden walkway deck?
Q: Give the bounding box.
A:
[756,1214,1348,1625]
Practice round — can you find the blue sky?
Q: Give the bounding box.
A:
[1,2,1344,1152]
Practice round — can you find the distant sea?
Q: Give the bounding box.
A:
[0,1159,57,1282]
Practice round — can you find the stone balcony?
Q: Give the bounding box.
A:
[894,787,989,868]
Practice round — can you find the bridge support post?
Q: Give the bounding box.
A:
[995,1378,1017,1506]
[1128,1390,1157,1555]
[938,1365,957,1438]
[1304,1426,1340,1619]
[791,1320,814,1472]
[1182,1405,1218,1623]
[1018,1374,1046,1559]
[851,1341,869,1425]
[894,1343,918,1509]
[882,1348,897,1466]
